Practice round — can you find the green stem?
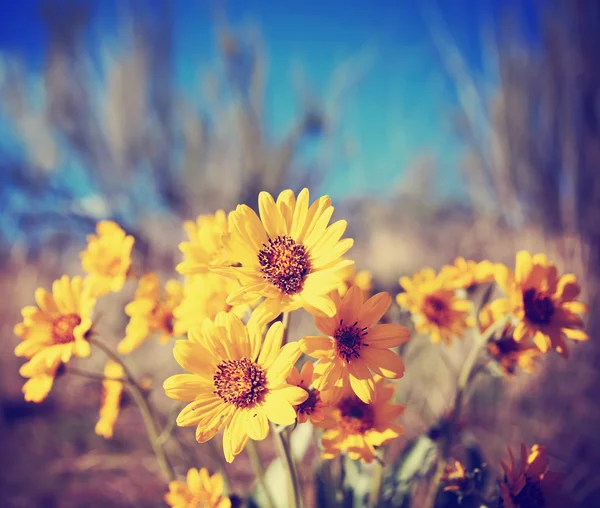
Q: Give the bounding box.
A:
[66,366,128,383]
[207,438,231,495]
[89,337,175,482]
[281,311,291,344]
[247,440,276,508]
[368,455,385,508]
[273,424,301,508]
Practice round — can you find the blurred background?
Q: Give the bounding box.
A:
[1,0,599,506]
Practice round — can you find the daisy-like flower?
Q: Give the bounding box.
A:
[480,304,540,376]
[80,221,134,296]
[165,467,231,508]
[439,257,496,290]
[117,274,184,355]
[287,361,326,424]
[95,360,125,439]
[163,312,307,463]
[316,377,404,463]
[212,188,353,327]
[300,286,408,404]
[14,275,96,402]
[173,273,249,334]
[177,210,231,276]
[397,268,474,345]
[337,262,373,299]
[500,443,570,508]
[491,251,588,358]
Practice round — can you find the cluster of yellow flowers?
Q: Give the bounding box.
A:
[13,188,588,507]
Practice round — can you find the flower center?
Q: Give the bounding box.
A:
[334,321,366,362]
[51,314,82,344]
[213,358,268,408]
[523,288,555,325]
[297,388,320,416]
[258,235,311,295]
[338,396,375,434]
[512,476,545,507]
[152,306,174,334]
[422,295,451,326]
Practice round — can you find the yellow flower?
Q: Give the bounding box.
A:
[337,262,373,299]
[163,312,307,463]
[397,269,474,345]
[80,221,134,296]
[212,188,354,327]
[491,251,588,358]
[316,377,404,463]
[441,460,468,492]
[439,257,496,289]
[500,443,570,508]
[300,286,408,404]
[174,273,248,334]
[117,274,184,355]
[177,211,231,276]
[95,360,125,439]
[480,303,540,376]
[165,467,231,508]
[287,361,326,424]
[14,275,95,402]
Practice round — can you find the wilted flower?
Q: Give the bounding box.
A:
[163,312,306,463]
[14,275,95,402]
[80,221,134,296]
[316,377,404,463]
[300,286,408,404]
[118,274,184,355]
[95,360,125,439]
[212,188,353,327]
[287,361,325,424]
[165,467,231,508]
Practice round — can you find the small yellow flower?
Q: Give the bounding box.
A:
[287,362,326,424]
[439,257,496,289]
[500,443,570,508]
[81,221,134,296]
[177,210,231,276]
[397,268,474,345]
[441,460,468,492]
[337,262,373,299]
[117,274,184,355]
[165,467,231,508]
[95,360,125,439]
[173,273,249,334]
[491,251,588,358]
[14,275,96,402]
[212,188,354,327]
[163,312,307,463]
[300,286,408,404]
[316,377,404,463]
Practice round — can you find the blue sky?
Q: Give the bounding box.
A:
[0,0,536,201]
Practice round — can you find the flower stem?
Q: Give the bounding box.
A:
[247,440,276,508]
[368,455,385,508]
[281,311,291,344]
[89,337,175,482]
[66,366,128,383]
[272,423,302,508]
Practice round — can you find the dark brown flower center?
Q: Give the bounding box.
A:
[338,397,375,434]
[523,288,555,325]
[52,314,82,344]
[334,321,366,362]
[512,476,545,507]
[213,358,268,408]
[152,306,174,334]
[422,295,452,327]
[258,235,311,295]
[297,388,320,415]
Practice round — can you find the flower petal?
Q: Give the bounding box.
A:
[364,324,410,349]
[357,292,391,328]
[361,348,405,379]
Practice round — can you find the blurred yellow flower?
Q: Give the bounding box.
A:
[397,269,474,345]
[287,361,325,424]
[491,251,588,358]
[212,188,353,327]
[117,274,184,355]
[163,312,306,463]
[81,221,134,296]
[439,257,496,289]
[95,360,125,439]
[500,443,570,508]
[177,210,231,276]
[480,303,540,375]
[316,377,404,463]
[300,286,408,404]
[441,460,468,493]
[337,262,373,298]
[173,273,248,334]
[14,275,96,402]
[165,467,231,508]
